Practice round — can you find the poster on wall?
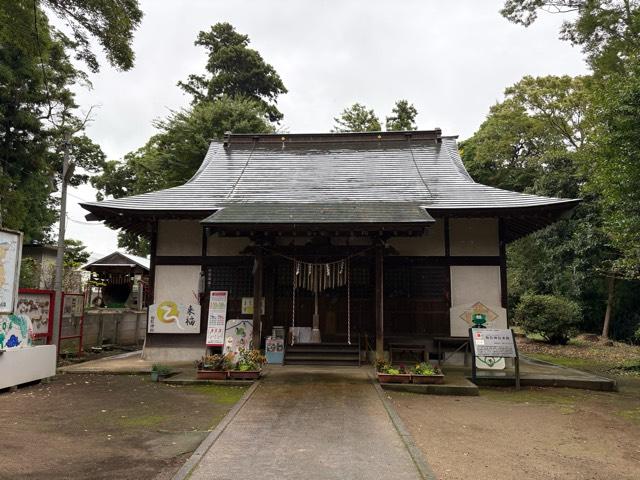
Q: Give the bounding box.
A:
[241,297,265,315]
[223,319,253,357]
[148,301,201,334]
[206,291,228,346]
[16,292,53,338]
[0,229,22,314]
[0,313,33,350]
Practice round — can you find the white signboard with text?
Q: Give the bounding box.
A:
[206,291,228,346]
[148,301,201,334]
[472,329,517,358]
[0,229,22,314]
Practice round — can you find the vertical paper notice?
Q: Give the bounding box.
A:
[206,291,228,346]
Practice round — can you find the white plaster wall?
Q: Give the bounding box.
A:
[449,218,499,256]
[450,265,502,306]
[154,265,201,304]
[387,219,445,256]
[207,237,251,255]
[156,220,202,256]
[0,345,56,389]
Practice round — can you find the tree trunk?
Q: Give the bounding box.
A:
[601,276,616,339]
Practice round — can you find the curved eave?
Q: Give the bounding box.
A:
[81,199,581,243]
[427,199,581,242]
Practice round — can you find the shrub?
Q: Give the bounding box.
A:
[515,294,581,345]
[151,364,171,376]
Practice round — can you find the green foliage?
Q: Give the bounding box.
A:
[37,0,142,72]
[0,1,106,241]
[235,348,266,371]
[19,257,40,289]
[151,364,171,375]
[64,238,90,267]
[332,103,381,132]
[515,294,582,344]
[178,23,287,122]
[587,56,640,279]
[385,100,418,131]
[501,1,640,73]
[92,23,281,255]
[411,362,442,376]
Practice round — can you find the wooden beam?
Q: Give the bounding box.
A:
[251,252,264,349]
[375,243,384,360]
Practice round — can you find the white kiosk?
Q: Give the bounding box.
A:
[0,228,56,390]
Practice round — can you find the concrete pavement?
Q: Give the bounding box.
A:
[184,366,430,480]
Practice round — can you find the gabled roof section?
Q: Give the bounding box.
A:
[81,130,580,241]
[84,251,150,271]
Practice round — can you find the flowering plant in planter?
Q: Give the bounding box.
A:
[228,348,266,380]
[376,360,411,384]
[410,362,444,384]
[229,348,267,380]
[195,353,233,380]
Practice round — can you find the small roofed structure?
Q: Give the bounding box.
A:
[81,130,580,363]
[84,252,150,309]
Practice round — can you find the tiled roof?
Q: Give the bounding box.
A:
[81,130,579,238]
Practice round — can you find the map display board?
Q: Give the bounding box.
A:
[0,229,22,314]
[206,291,228,346]
[148,301,201,334]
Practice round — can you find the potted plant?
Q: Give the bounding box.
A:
[410,362,445,384]
[228,348,266,380]
[196,353,232,380]
[151,364,172,382]
[376,360,411,384]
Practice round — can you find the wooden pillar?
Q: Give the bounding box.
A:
[252,252,263,349]
[375,243,384,360]
[498,218,508,313]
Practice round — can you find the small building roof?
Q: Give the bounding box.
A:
[81,130,580,241]
[84,251,150,272]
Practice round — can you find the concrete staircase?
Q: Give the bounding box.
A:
[284,343,360,366]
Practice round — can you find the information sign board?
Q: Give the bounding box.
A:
[206,291,228,346]
[471,329,517,358]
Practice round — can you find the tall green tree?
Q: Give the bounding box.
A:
[500,0,640,338]
[64,238,90,267]
[0,1,105,241]
[461,75,615,335]
[178,23,287,122]
[3,0,142,72]
[587,56,640,279]
[93,24,283,255]
[501,0,640,73]
[332,103,381,132]
[385,100,418,131]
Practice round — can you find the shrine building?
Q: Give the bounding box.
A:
[81,130,579,363]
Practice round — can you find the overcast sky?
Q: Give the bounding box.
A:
[63,0,587,259]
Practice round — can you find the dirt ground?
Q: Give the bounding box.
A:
[0,374,246,480]
[392,377,640,480]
